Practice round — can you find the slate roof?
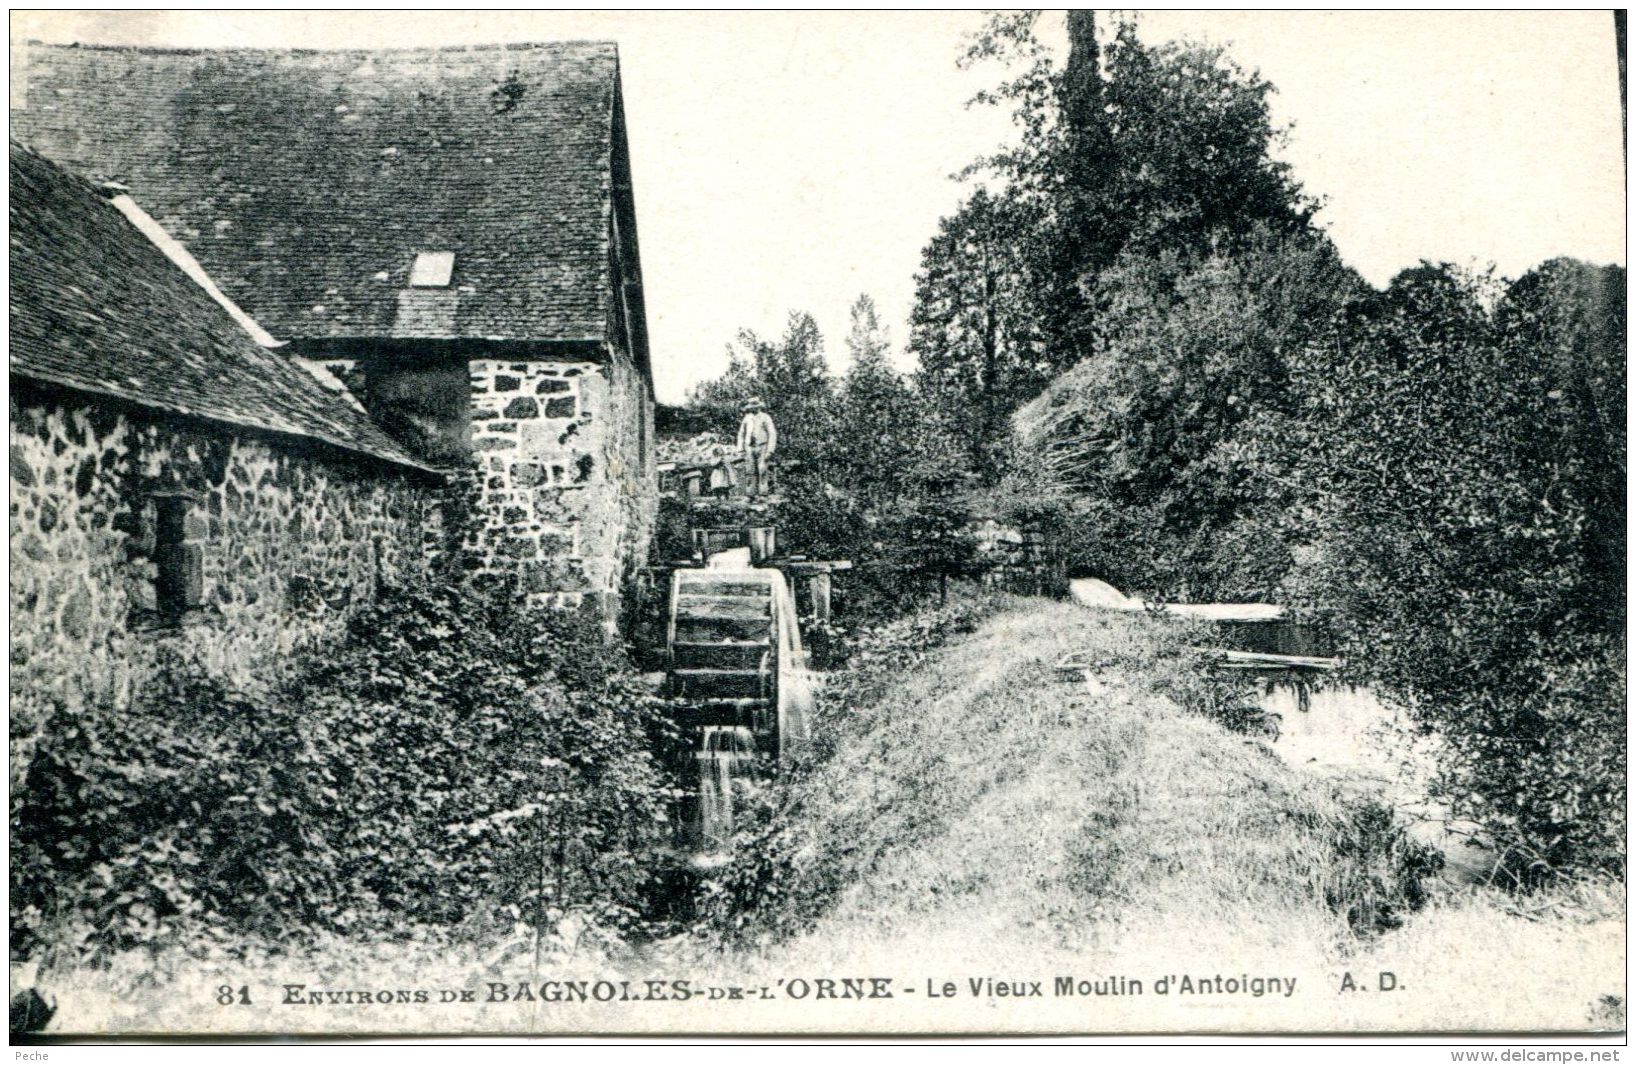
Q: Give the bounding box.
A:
[10,141,434,471]
[14,40,626,345]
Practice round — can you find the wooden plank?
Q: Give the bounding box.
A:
[684,497,786,509]
[673,641,771,670]
[669,697,770,730]
[673,668,769,678]
[1203,648,1341,670]
[675,617,770,643]
[673,640,771,650]
[672,668,769,699]
[676,594,772,620]
[676,578,774,598]
[692,529,745,556]
[807,572,832,622]
[773,560,854,573]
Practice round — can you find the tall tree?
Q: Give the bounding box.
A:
[834,295,918,507]
[1059,10,1105,160]
[914,12,1322,495]
[908,188,1047,483]
[1097,21,1314,257]
[1048,11,1117,364]
[842,293,892,383]
[957,13,1316,377]
[689,311,835,468]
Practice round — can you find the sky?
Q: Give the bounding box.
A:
[12,10,1626,402]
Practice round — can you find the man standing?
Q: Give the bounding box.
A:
[736,396,777,498]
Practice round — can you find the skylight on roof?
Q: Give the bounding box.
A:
[408,251,455,288]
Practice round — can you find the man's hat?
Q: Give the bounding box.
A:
[744,396,766,411]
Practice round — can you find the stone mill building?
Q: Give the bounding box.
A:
[13,40,658,621]
[11,42,659,781]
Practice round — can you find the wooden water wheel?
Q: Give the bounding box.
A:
[668,563,817,758]
[666,568,781,760]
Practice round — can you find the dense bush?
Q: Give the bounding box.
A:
[11,579,683,963]
[1310,798,1446,937]
[1267,262,1625,883]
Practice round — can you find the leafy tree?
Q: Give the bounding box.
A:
[959,12,1086,375]
[909,188,1048,483]
[832,295,920,508]
[957,12,1317,377]
[688,311,836,471]
[687,345,757,419]
[943,9,1625,887]
[844,293,893,370]
[1273,262,1625,881]
[916,12,1322,499]
[1095,20,1315,258]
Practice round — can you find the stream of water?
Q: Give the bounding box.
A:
[1070,583,1489,882]
[686,547,813,851]
[1254,678,1489,882]
[695,725,757,848]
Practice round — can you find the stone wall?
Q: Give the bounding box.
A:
[464,353,655,620]
[9,389,444,788]
[970,518,1065,598]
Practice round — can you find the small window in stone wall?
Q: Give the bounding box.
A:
[151,491,203,620]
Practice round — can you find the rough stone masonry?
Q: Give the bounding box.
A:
[463,356,654,616]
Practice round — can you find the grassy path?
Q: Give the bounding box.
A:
[699,600,1624,1034]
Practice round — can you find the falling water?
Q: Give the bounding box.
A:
[1260,680,1401,784]
[698,544,814,756]
[707,546,753,570]
[695,725,757,849]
